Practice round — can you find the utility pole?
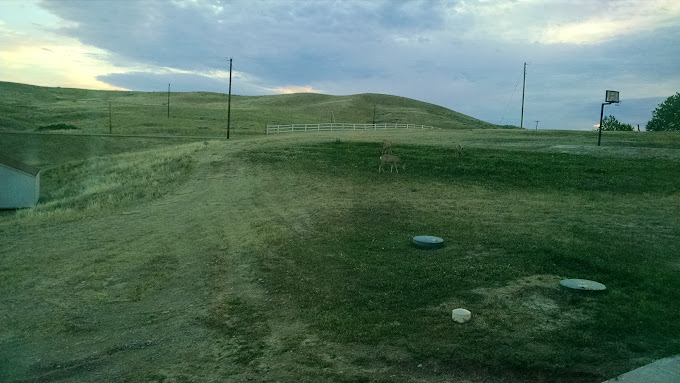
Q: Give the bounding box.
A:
[167,83,170,118]
[520,62,526,129]
[227,58,232,139]
[373,105,376,125]
[534,120,539,130]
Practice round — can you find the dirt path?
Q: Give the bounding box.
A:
[1,138,378,382]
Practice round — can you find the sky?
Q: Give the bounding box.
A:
[1,0,678,130]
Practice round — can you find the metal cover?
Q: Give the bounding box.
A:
[560,279,606,291]
[412,235,444,249]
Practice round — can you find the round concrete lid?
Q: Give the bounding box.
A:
[412,235,444,249]
[560,279,607,291]
[452,308,471,323]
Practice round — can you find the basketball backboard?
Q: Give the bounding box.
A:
[605,90,620,103]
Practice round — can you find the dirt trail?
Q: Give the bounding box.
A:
[115,140,392,381]
[1,138,371,382]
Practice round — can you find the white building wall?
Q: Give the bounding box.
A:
[0,165,39,208]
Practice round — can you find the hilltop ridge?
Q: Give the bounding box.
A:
[0,81,507,136]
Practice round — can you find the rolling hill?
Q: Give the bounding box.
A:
[0,81,505,136]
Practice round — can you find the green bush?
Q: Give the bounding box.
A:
[646,92,680,131]
[601,115,633,131]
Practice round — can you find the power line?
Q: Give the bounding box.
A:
[498,73,522,125]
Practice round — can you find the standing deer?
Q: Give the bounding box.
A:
[454,143,464,157]
[381,140,395,155]
[379,154,405,173]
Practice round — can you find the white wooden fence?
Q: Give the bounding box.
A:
[266,123,436,134]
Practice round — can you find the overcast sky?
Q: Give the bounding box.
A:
[1,0,678,130]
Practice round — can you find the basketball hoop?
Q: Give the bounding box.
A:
[599,90,620,146]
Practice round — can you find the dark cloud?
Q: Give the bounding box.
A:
[36,0,679,129]
[39,0,228,68]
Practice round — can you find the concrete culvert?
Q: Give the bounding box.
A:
[412,235,444,249]
[559,279,607,291]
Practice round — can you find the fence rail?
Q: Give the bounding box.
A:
[266,123,436,134]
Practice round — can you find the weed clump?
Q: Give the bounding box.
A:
[36,123,79,132]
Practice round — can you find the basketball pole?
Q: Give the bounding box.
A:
[598,90,619,147]
[598,102,607,146]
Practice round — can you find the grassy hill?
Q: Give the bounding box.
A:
[1,127,679,382]
[0,81,502,136]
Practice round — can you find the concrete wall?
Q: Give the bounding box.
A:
[0,164,40,209]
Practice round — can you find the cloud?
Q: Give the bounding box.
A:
[268,85,323,95]
[1,31,127,90]
[444,0,680,45]
[0,0,675,130]
[540,1,680,45]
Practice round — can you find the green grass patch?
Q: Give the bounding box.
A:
[0,132,207,168]
[243,139,680,380]
[5,142,203,225]
[242,140,680,194]
[200,297,270,365]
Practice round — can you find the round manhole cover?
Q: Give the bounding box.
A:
[412,235,444,249]
[559,279,606,291]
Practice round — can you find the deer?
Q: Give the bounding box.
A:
[379,154,405,173]
[381,140,395,155]
[454,143,464,157]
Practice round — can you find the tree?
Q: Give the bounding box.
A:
[601,115,634,131]
[646,92,680,131]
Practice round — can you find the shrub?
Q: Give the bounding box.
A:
[35,123,79,132]
[646,92,680,131]
[601,115,633,131]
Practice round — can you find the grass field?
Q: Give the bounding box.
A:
[1,126,679,382]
